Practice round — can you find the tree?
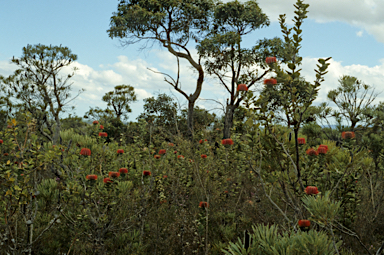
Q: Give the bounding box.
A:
[108,0,215,138]
[102,84,137,121]
[327,75,379,131]
[0,44,83,144]
[197,0,284,139]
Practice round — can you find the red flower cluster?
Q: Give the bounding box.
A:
[264,78,277,85]
[117,149,124,154]
[199,201,209,208]
[86,174,98,180]
[317,144,328,154]
[159,149,166,155]
[100,125,104,129]
[103,178,113,184]
[109,171,120,178]
[80,148,91,156]
[305,186,319,195]
[201,154,207,159]
[168,143,174,147]
[237,84,248,91]
[0,139,3,144]
[154,155,161,159]
[98,132,108,137]
[221,138,234,145]
[3,153,8,156]
[342,131,355,139]
[298,220,310,228]
[174,150,178,154]
[199,139,208,144]
[177,155,185,159]
[119,168,128,174]
[297,138,306,145]
[265,57,277,64]
[92,120,99,125]
[143,170,151,176]
[305,148,318,156]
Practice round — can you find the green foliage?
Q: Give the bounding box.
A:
[102,84,137,121]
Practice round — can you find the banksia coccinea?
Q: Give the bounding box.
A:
[265,57,277,64]
[119,168,128,174]
[177,155,184,159]
[109,171,120,178]
[86,174,98,180]
[264,78,277,85]
[0,139,3,144]
[201,154,207,159]
[199,201,209,208]
[342,131,355,139]
[237,84,248,91]
[103,178,113,184]
[221,138,234,145]
[305,186,319,195]
[143,170,151,176]
[117,149,124,154]
[99,132,108,137]
[80,148,91,156]
[298,220,310,228]
[99,125,104,129]
[306,148,318,156]
[199,139,208,144]
[93,120,99,125]
[159,149,166,155]
[297,138,306,145]
[154,155,161,159]
[317,146,327,154]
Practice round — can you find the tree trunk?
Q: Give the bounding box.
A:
[294,128,305,191]
[53,114,61,145]
[187,100,194,138]
[223,104,235,139]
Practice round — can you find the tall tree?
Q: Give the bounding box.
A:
[102,84,137,121]
[1,44,83,144]
[197,0,282,139]
[107,0,215,138]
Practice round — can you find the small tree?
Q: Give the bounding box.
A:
[102,84,137,121]
[1,44,83,145]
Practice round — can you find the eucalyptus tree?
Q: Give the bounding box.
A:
[197,0,287,139]
[102,84,137,121]
[108,0,215,138]
[1,44,83,144]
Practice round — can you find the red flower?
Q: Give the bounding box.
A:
[199,139,208,144]
[160,200,167,204]
[0,139,3,144]
[80,148,91,156]
[305,186,319,195]
[201,154,207,159]
[119,168,128,174]
[93,120,99,125]
[305,148,318,156]
[103,178,113,184]
[237,84,248,92]
[143,170,151,176]
[342,131,355,139]
[174,150,177,154]
[297,138,306,145]
[7,125,12,129]
[117,149,124,154]
[199,201,209,208]
[3,153,8,156]
[317,146,327,154]
[86,174,98,180]
[298,220,310,228]
[163,175,168,178]
[100,125,104,129]
[159,149,166,155]
[265,57,277,64]
[221,138,234,145]
[177,155,184,159]
[168,143,174,147]
[264,78,277,85]
[154,154,161,159]
[189,159,194,163]
[109,171,120,178]
[98,132,108,137]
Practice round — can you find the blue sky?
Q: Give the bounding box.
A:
[1,0,384,124]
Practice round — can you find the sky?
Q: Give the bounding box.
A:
[1,0,384,124]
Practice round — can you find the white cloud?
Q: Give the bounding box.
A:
[356,30,363,37]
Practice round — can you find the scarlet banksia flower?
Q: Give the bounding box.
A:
[160,200,167,204]
[177,155,184,159]
[119,168,128,174]
[319,144,328,152]
[298,220,310,228]
[98,132,108,137]
[265,56,277,64]
[154,154,161,159]
[103,177,113,184]
[174,150,177,154]
[3,153,8,156]
[159,149,166,155]
[109,171,120,178]
[305,186,319,195]
[143,170,151,176]
[80,148,91,156]
[342,131,355,139]
[199,201,209,208]
[297,138,306,145]
[237,84,248,91]
[86,174,98,180]
[264,78,277,85]
[92,120,99,125]
[168,143,174,147]
[317,146,327,154]
[221,138,234,145]
[201,154,207,159]
[0,139,3,144]
[306,148,318,156]
[117,149,124,154]
[99,125,104,129]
